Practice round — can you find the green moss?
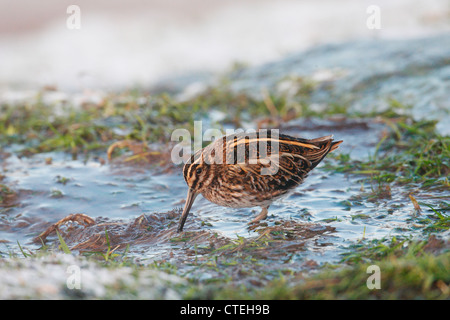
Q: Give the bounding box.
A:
[327,118,449,188]
[0,91,205,156]
[417,202,450,232]
[186,236,449,300]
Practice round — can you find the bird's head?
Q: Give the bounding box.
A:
[177,158,214,232]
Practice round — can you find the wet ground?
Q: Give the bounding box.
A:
[0,18,448,296]
[1,115,447,287]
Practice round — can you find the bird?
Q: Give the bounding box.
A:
[177,131,342,232]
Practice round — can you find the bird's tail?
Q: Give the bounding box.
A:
[301,135,343,169]
[330,139,343,152]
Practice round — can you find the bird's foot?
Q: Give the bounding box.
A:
[250,206,269,224]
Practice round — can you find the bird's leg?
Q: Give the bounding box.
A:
[250,206,269,224]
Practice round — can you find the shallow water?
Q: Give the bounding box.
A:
[1,118,445,276]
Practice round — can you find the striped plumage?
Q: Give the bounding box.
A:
[178,131,342,232]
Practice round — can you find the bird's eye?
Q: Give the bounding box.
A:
[196,168,202,174]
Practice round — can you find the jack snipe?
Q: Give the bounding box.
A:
[177,131,342,232]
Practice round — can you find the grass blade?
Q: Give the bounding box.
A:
[17,240,31,258]
[56,230,72,254]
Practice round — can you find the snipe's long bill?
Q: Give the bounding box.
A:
[177,131,343,232]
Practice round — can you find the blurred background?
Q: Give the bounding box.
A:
[0,0,449,92]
